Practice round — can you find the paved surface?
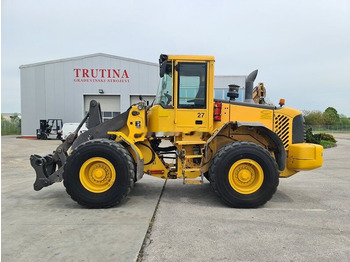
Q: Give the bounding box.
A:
[1,136,164,262]
[2,135,350,262]
[142,134,350,262]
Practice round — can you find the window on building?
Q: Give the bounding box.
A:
[102,111,120,122]
[214,89,225,100]
[85,111,120,123]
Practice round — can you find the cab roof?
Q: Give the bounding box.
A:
[166,54,215,61]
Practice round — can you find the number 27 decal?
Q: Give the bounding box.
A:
[197,113,205,118]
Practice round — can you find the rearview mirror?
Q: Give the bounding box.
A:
[160,61,167,77]
[159,54,168,77]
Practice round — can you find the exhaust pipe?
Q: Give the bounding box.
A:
[244,70,258,103]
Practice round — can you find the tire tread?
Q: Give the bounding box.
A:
[63,139,135,208]
[209,141,279,208]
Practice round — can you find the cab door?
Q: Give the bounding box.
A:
[174,61,211,133]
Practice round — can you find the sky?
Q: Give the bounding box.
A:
[1,0,350,116]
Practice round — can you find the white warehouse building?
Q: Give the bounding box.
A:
[20,53,246,136]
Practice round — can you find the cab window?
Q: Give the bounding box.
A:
[154,62,173,108]
[177,63,207,109]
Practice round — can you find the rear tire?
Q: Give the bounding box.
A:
[209,142,279,208]
[63,139,135,208]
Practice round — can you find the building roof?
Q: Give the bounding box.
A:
[19,53,158,69]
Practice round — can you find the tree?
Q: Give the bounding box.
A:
[323,107,339,125]
[338,114,350,125]
[303,110,324,125]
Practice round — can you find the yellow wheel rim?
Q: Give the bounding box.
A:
[228,159,264,194]
[79,157,116,193]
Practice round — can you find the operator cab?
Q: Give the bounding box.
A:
[149,54,215,134]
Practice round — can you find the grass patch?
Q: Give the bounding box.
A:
[306,127,337,149]
[320,140,336,148]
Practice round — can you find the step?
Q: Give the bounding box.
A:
[183,179,203,185]
[184,155,203,159]
[182,168,201,173]
[182,167,203,183]
[176,140,206,145]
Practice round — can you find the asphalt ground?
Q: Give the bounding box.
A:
[1,136,164,262]
[141,134,350,262]
[1,134,350,261]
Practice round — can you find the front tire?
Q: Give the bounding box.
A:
[209,142,279,208]
[40,133,48,140]
[63,139,135,208]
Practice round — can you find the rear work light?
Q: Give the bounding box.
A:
[214,102,222,121]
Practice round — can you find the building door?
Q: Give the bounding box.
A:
[84,95,120,122]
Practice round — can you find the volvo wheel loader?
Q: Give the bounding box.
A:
[30,54,323,208]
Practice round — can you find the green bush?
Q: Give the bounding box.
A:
[319,133,337,143]
[305,127,321,144]
[305,127,337,148]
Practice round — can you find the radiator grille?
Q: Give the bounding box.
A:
[274,114,292,149]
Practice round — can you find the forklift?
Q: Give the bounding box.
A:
[36,119,63,140]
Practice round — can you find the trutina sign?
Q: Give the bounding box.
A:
[73,68,130,83]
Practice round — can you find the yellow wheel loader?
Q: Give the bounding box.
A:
[30,54,323,208]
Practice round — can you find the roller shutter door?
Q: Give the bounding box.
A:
[130,95,156,106]
[84,95,120,122]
